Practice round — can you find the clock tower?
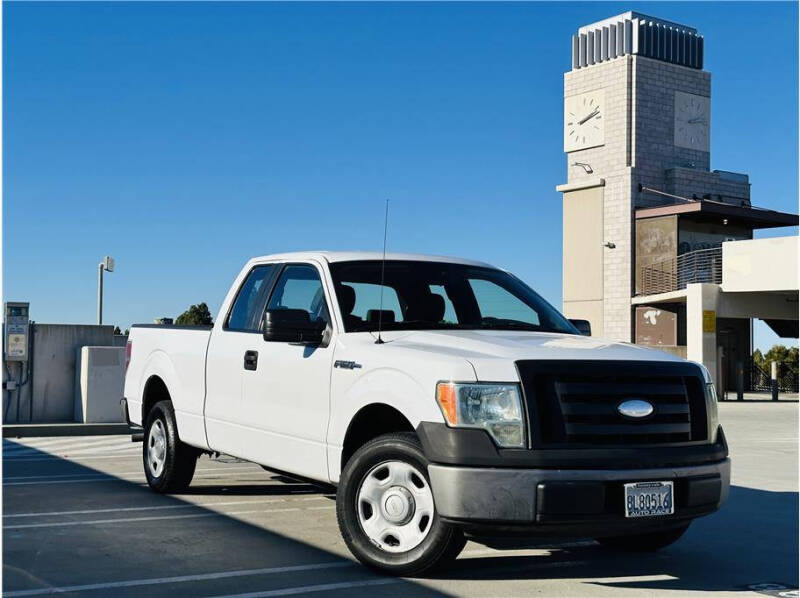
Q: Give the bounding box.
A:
[557,12,726,342]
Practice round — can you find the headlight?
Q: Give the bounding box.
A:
[705,382,720,442]
[436,382,526,448]
[695,362,720,443]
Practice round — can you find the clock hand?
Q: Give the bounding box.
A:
[578,107,600,125]
[688,117,707,125]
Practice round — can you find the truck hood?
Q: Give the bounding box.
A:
[371,329,685,381]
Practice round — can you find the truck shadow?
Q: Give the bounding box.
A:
[4,439,796,595]
[1,440,444,597]
[440,485,798,592]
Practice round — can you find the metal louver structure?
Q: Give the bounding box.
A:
[572,12,704,71]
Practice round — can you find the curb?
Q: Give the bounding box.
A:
[2,423,138,438]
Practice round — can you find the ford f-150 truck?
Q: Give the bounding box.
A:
[123,251,729,575]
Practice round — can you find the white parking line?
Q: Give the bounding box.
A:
[3,477,144,487]
[4,437,127,450]
[3,468,291,486]
[3,505,335,529]
[461,541,596,558]
[4,495,328,518]
[209,578,400,598]
[3,454,144,462]
[3,465,261,481]
[585,574,677,583]
[3,438,138,455]
[3,562,355,597]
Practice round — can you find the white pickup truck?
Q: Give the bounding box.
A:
[123,251,729,575]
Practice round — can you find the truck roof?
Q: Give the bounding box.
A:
[249,251,495,268]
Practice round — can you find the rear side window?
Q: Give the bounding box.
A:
[227,265,277,331]
[347,282,403,322]
[429,284,457,324]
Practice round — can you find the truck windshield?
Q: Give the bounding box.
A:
[329,260,579,334]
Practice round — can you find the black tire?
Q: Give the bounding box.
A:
[143,400,199,493]
[595,522,690,552]
[336,432,466,577]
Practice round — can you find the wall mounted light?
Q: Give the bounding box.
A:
[572,162,593,174]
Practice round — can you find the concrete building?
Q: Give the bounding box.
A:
[557,12,798,394]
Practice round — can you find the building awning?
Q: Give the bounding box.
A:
[635,200,798,230]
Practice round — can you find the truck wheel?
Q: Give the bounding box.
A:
[595,523,690,552]
[336,432,466,576]
[143,400,198,493]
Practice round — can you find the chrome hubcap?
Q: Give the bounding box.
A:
[147,419,167,478]
[356,460,435,553]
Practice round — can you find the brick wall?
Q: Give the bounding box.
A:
[564,57,636,341]
[665,167,750,205]
[631,56,711,189]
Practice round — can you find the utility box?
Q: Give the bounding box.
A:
[74,346,126,423]
[5,302,30,361]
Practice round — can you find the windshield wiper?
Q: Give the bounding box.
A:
[479,317,541,331]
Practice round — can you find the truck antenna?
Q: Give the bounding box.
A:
[375,199,389,344]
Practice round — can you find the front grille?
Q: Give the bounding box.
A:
[516,360,708,447]
[557,378,691,443]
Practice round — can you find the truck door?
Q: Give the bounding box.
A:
[204,263,279,457]
[241,262,335,481]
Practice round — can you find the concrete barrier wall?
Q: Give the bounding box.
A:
[75,347,126,423]
[4,324,115,423]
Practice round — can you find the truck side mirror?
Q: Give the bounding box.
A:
[569,319,592,336]
[263,309,325,344]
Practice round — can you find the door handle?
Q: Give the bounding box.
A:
[243,350,259,371]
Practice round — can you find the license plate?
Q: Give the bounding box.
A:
[624,481,674,518]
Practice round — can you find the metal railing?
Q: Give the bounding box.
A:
[748,360,772,392]
[640,247,723,296]
[749,359,800,393]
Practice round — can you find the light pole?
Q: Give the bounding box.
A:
[97,256,115,325]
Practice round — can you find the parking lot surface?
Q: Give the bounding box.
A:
[3,401,798,597]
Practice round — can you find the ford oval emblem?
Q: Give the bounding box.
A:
[617,399,654,419]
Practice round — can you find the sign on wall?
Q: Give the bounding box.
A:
[703,310,716,333]
[635,306,677,346]
[635,216,678,295]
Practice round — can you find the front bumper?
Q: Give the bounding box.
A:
[428,458,730,535]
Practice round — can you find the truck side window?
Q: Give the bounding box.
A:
[227,265,277,332]
[428,285,458,324]
[267,265,331,325]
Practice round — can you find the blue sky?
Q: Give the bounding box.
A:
[4,2,797,349]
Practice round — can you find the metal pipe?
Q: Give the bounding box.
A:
[638,184,697,204]
[15,362,22,422]
[736,361,744,401]
[27,323,34,422]
[771,361,779,401]
[97,263,104,325]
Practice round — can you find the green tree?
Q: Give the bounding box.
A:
[113,326,122,335]
[753,345,799,379]
[176,302,214,326]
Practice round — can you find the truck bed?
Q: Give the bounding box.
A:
[123,324,213,449]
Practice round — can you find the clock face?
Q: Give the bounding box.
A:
[564,89,605,153]
[674,91,710,151]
